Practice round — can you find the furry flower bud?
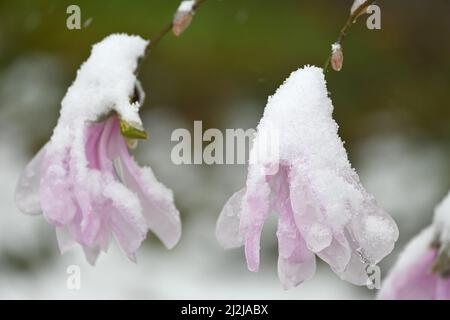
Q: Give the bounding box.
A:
[331,43,344,72]
[173,0,196,36]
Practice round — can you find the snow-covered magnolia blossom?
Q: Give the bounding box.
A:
[216,66,399,289]
[14,34,181,264]
[379,192,450,299]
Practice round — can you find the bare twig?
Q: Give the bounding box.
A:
[123,0,210,140]
[323,0,376,72]
[147,0,209,52]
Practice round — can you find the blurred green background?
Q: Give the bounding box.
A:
[1,0,449,143]
[0,0,448,299]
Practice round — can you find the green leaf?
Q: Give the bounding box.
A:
[119,118,148,140]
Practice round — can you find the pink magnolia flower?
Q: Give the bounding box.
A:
[379,192,450,300]
[378,227,450,300]
[14,34,181,264]
[216,66,399,289]
[351,0,370,16]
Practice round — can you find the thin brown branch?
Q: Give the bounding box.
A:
[147,0,209,52]
[126,0,210,136]
[323,0,377,72]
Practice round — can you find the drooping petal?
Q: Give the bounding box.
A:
[59,119,115,253]
[241,164,273,272]
[317,232,352,274]
[338,250,372,286]
[55,226,76,254]
[119,162,181,250]
[216,188,246,249]
[378,227,443,300]
[103,180,147,261]
[289,167,333,253]
[83,245,101,265]
[108,117,181,250]
[277,226,316,290]
[276,167,316,289]
[39,146,77,226]
[83,116,147,261]
[15,145,47,215]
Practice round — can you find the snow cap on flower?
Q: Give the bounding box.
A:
[173,0,196,36]
[378,191,450,299]
[216,65,399,289]
[60,34,148,126]
[15,34,181,264]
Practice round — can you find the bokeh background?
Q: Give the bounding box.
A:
[0,0,449,299]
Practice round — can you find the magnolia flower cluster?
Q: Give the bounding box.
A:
[216,66,399,289]
[15,34,181,264]
[12,18,402,295]
[379,191,450,299]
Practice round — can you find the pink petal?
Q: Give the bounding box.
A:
[83,246,101,265]
[15,145,47,215]
[40,146,77,226]
[317,232,351,274]
[216,188,246,249]
[336,251,370,286]
[378,227,448,300]
[109,117,181,249]
[276,169,316,288]
[103,181,147,260]
[55,226,76,254]
[241,164,272,272]
[289,169,333,253]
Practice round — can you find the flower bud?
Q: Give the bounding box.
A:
[351,0,369,17]
[331,43,344,72]
[173,0,196,36]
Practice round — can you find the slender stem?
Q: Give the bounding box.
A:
[147,22,174,52]
[124,0,210,140]
[323,0,376,72]
[147,0,209,52]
